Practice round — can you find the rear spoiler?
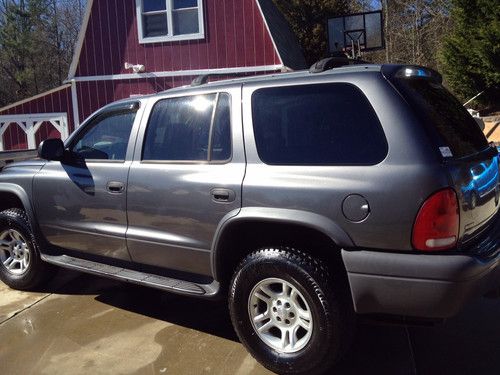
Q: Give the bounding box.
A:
[382,65,443,84]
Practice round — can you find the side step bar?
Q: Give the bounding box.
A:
[41,254,219,297]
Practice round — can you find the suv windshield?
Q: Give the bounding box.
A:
[391,77,488,158]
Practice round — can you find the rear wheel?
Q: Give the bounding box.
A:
[0,209,55,290]
[229,247,354,375]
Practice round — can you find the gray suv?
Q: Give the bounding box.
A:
[1,62,499,374]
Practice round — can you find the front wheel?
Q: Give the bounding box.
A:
[229,247,354,375]
[0,208,55,290]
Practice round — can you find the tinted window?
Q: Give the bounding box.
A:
[391,78,488,158]
[211,94,231,161]
[252,83,387,165]
[71,111,136,161]
[143,93,231,162]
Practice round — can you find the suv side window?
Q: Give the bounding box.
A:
[252,83,388,165]
[142,93,231,162]
[211,93,231,161]
[71,110,136,161]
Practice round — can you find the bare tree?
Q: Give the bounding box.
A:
[378,0,452,68]
[0,0,85,106]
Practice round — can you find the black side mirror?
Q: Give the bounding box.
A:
[38,138,65,161]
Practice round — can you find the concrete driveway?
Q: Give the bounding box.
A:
[1,270,499,375]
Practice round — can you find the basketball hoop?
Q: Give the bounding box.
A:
[345,30,366,59]
[327,10,384,60]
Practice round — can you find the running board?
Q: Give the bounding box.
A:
[41,254,219,297]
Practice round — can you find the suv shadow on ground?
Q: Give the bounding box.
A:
[64,271,497,375]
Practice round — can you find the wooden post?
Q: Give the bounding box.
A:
[383,0,390,63]
[0,122,5,151]
[25,121,37,150]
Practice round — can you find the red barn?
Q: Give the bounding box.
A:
[0,0,305,151]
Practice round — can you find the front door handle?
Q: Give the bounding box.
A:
[106,181,125,194]
[211,188,235,203]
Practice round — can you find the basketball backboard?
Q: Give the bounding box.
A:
[328,10,384,58]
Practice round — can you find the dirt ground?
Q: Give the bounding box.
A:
[1,269,499,375]
[484,119,500,143]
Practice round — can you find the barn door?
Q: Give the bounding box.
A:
[0,113,69,151]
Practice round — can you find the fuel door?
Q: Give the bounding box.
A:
[342,194,370,222]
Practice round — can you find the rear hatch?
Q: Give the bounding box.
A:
[384,65,500,247]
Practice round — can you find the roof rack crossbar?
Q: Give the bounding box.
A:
[191,72,253,87]
[309,56,368,74]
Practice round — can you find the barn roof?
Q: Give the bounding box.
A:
[256,0,306,71]
[67,0,93,80]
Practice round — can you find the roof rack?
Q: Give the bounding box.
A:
[191,72,252,87]
[309,56,369,74]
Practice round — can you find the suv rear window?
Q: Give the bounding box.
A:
[391,78,488,158]
[251,83,387,165]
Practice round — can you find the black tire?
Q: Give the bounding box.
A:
[0,208,55,290]
[229,247,354,375]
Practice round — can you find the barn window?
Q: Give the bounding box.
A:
[137,0,204,43]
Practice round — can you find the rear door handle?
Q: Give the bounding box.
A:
[106,181,125,194]
[211,188,235,203]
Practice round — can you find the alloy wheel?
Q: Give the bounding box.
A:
[0,229,31,275]
[248,277,313,353]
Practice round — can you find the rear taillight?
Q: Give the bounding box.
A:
[412,188,459,251]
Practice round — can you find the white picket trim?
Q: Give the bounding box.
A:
[0,113,69,151]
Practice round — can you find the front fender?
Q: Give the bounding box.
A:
[0,183,35,224]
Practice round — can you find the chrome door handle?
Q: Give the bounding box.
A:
[106,181,125,194]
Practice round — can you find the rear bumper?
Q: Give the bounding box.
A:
[342,249,500,319]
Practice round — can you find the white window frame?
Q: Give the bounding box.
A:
[136,0,205,44]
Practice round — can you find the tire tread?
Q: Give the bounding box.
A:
[229,246,354,375]
[0,208,54,290]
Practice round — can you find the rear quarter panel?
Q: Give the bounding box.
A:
[241,71,450,251]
